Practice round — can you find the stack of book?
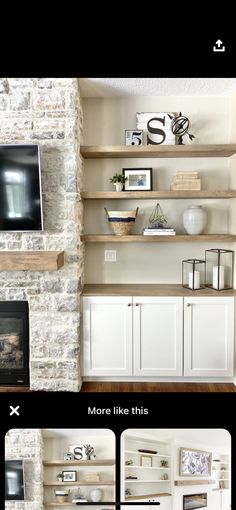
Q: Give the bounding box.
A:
[143,226,176,236]
[84,472,100,482]
[170,171,201,190]
[72,499,88,503]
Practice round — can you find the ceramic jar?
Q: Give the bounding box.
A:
[183,206,207,235]
[90,488,102,502]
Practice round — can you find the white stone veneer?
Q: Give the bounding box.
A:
[5,428,44,510]
[0,78,83,391]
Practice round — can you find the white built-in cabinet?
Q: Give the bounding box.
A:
[211,489,231,510]
[184,296,234,377]
[122,502,170,510]
[133,297,183,376]
[83,296,234,379]
[121,433,172,509]
[83,296,132,376]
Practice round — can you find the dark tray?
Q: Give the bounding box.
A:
[138,449,157,454]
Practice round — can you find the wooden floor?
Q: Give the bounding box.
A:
[0,387,31,392]
[0,383,235,393]
[81,382,236,392]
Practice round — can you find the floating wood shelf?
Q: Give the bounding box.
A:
[125,466,170,470]
[82,284,236,297]
[81,190,236,200]
[44,505,73,508]
[44,503,115,507]
[0,251,64,271]
[44,501,116,506]
[125,480,170,483]
[44,505,71,507]
[44,482,115,487]
[80,234,236,243]
[124,450,171,458]
[174,480,215,486]
[43,459,115,466]
[125,493,171,500]
[80,144,236,159]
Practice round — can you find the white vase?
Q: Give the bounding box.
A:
[90,488,102,502]
[183,206,207,235]
[114,183,123,192]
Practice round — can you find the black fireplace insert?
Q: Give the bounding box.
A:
[183,493,207,510]
[0,301,29,386]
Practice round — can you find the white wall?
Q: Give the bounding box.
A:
[82,96,232,284]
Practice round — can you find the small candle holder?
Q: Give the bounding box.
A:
[205,249,234,290]
[182,259,206,290]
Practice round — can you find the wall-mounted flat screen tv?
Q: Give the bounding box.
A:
[0,144,43,231]
[5,460,25,500]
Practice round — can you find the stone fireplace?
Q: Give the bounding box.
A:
[0,78,83,391]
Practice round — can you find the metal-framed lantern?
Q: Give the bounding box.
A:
[182,259,206,290]
[205,249,234,290]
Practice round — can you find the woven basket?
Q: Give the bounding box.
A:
[104,208,139,235]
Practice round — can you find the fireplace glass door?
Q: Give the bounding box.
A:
[183,493,207,510]
[0,302,29,386]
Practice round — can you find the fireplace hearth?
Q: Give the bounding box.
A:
[183,493,207,510]
[0,302,29,386]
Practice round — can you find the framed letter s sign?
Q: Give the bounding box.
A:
[137,112,177,145]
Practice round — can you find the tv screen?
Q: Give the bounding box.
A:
[0,144,43,231]
[5,460,25,500]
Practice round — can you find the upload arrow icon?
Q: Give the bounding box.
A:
[213,39,225,52]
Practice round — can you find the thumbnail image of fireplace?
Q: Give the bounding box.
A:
[183,493,207,509]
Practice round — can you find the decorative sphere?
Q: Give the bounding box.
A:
[171,116,190,136]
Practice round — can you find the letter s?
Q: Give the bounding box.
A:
[147,116,166,145]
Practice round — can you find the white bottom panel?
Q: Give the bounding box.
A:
[83,376,234,383]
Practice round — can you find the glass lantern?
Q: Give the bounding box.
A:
[205,249,234,290]
[182,259,206,290]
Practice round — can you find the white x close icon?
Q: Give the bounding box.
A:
[9,406,20,416]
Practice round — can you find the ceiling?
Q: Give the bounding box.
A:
[42,429,115,438]
[79,78,236,97]
[123,429,230,451]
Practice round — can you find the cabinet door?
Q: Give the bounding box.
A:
[184,297,234,377]
[152,498,171,509]
[133,297,183,376]
[211,490,221,510]
[83,296,132,376]
[222,489,231,510]
[121,501,169,508]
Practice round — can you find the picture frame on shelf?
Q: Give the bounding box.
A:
[179,447,212,476]
[125,130,143,146]
[62,470,77,482]
[122,168,153,191]
[137,112,177,145]
[140,455,152,467]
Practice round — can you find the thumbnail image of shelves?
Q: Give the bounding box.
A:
[5,428,116,509]
[120,428,231,510]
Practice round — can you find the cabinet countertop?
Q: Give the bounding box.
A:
[82,284,236,297]
[125,493,172,500]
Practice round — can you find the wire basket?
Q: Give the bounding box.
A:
[104,208,139,235]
